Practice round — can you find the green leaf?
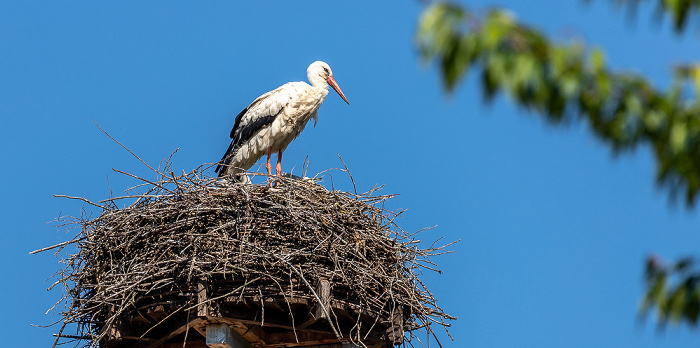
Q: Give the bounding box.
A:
[670,121,688,154]
[590,48,606,73]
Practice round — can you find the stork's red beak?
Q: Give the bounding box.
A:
[326,76,350,105]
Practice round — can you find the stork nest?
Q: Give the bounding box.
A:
[44,168,454,347]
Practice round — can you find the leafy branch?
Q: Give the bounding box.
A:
[642,255,700,326]
[417,2,700,205]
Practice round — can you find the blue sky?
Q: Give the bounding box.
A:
[2,1,700,347]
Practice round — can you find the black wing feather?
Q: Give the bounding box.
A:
[215,106,279,175]
[229,107,248,138]
[231,114,277,150]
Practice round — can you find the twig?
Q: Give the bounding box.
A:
[30,238,85,255]
[337,153,357,196]
[112,168,175,195]
[93,119,160,175]
[52,195,107,210]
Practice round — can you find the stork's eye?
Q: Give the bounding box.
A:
[323,67,329,75]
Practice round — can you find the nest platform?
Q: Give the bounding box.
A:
[46,170,453,348]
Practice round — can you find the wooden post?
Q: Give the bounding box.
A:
[386,306,404,345]
[205,324,251,348]
[197,278,210,317]
[313,279,332,320]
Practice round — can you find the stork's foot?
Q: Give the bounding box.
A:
[274,175,283,188]
[266,175,280,188]
[266,178,282,189]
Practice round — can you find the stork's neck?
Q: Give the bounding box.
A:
[307,73,328,89]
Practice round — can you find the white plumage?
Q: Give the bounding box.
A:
[216,61,349,182]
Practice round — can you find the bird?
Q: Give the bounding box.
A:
[215,61,349,184]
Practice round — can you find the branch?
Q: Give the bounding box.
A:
[94,119,160,175]
[417,2,700,205]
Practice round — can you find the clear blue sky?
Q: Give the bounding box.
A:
[2,1,700,347]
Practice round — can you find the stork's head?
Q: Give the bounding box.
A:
[307,61,350,105]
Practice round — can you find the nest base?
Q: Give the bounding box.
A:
[104,279,399,348]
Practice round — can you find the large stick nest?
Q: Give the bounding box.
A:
[45,168,454,347]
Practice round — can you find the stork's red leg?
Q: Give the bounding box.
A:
[266,148,273,187]
[276,151,283,177]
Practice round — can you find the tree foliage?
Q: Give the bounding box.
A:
[642,255,700,325]
[416,1,700,328]
[417,2,700,205]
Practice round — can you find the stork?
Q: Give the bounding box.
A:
[215,61,349,183]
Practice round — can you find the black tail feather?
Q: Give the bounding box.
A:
[215,140,236,176]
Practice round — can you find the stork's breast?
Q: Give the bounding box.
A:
[269,87,327,152]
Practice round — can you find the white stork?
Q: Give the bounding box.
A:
[215,61,349,183]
